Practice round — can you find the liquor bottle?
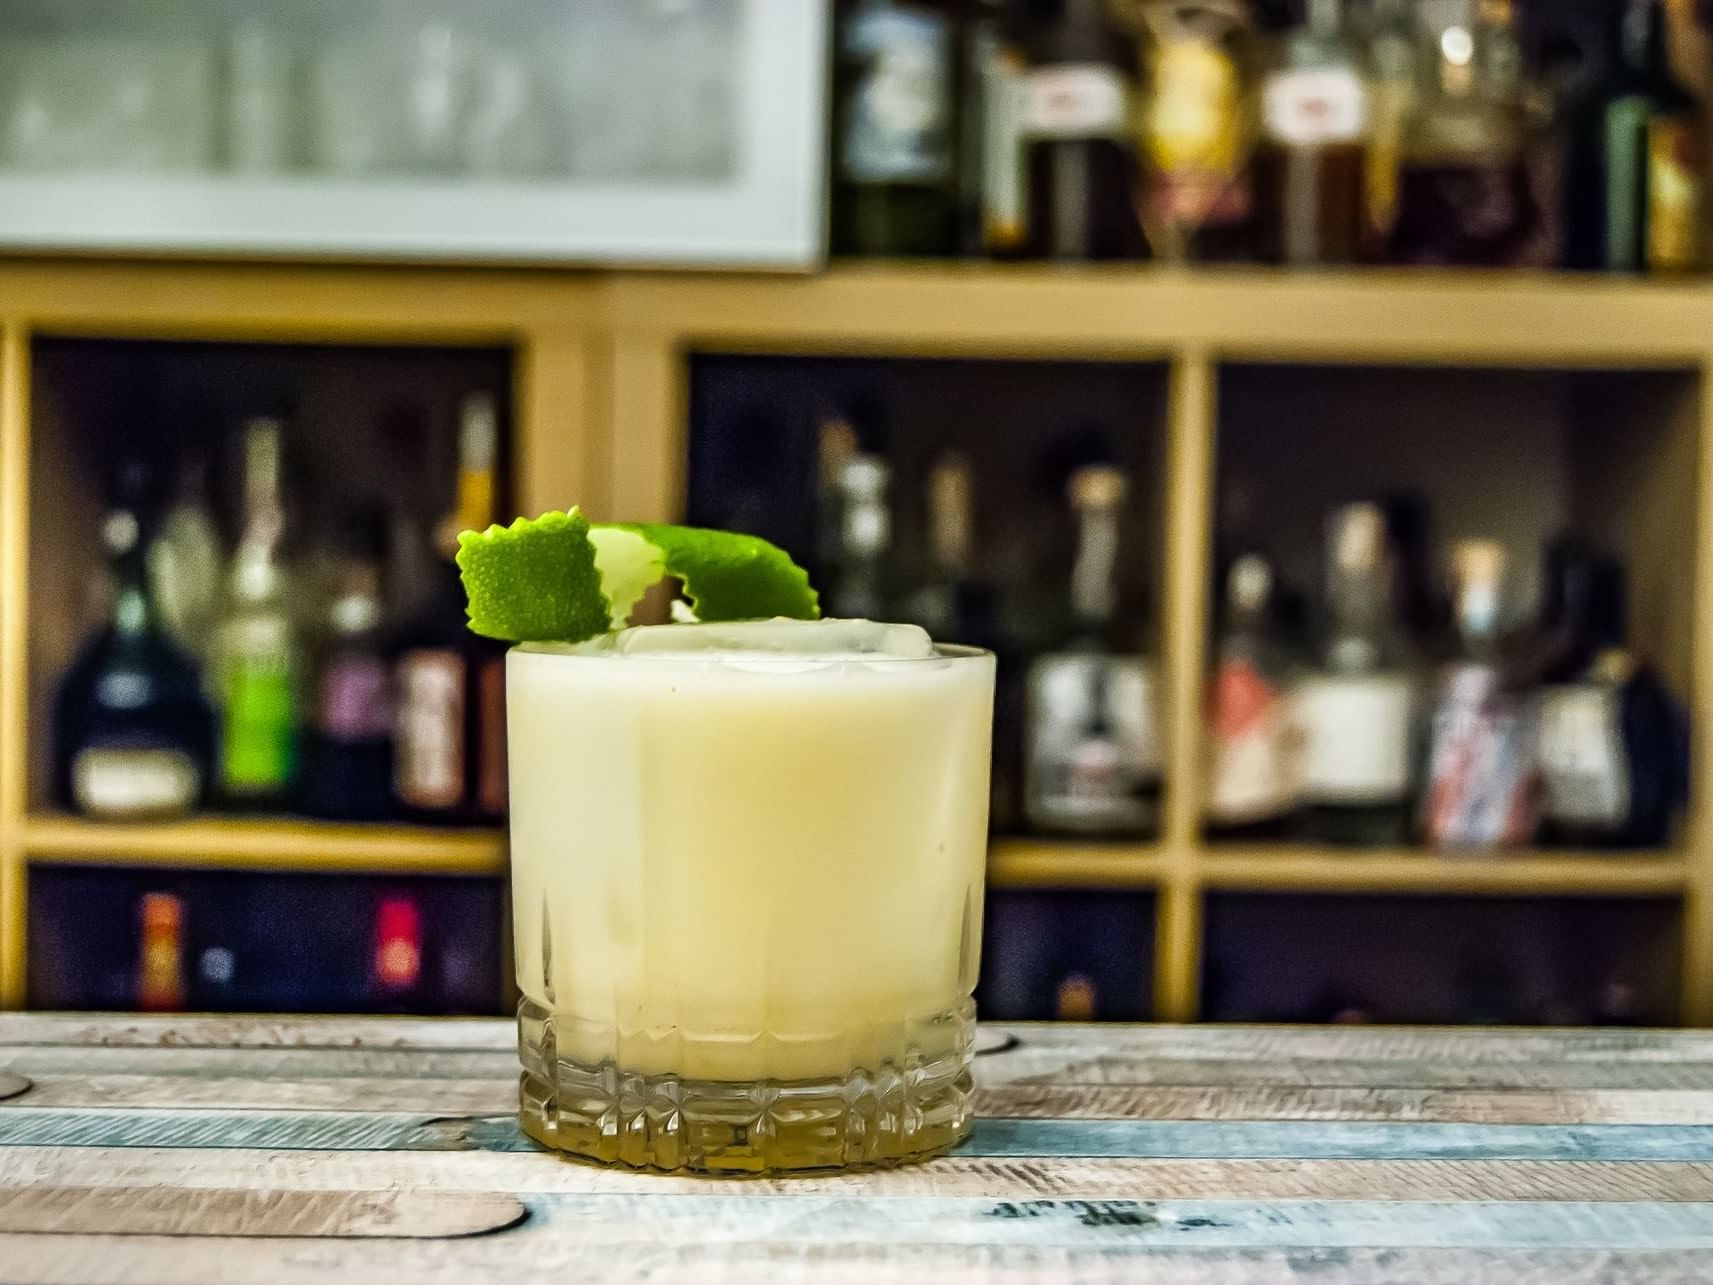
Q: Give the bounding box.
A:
[1362,0,1417,247]
[965,0,1031,254]
[1023,465,1162,837]
[1293,503,1415,845]
[369,894,425,1011]
[1565,0,1705,272]
[213,418,300,808]
[392,393,508,826]
[813,406,861,592]
[1420,540,1538,850]
[1133,0,1258,262]
[1535,546,1689,848]
[300,522,394,821]
[899,451,985,641]
[1018,0,1148,259]
[52,467,216,822]
[136,891,187,1012]
[828,455,893,619]
[1206,554,1299,839]
[1253,0,1371,265]
[1388,0,1539,265]
[832,0,961,256]
[146,456,224,669]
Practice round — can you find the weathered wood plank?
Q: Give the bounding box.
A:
[5,1074,516,1115]
[16,1108,1713,1167]
[12,1147,1713,1204]
[0,1014,513,1052]
[0,1186,526,1238]
[0,1072,27,1101]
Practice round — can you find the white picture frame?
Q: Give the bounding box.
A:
[0,0,829,268]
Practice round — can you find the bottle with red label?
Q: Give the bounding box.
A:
[1420,540,1538,850]
[391,393,508,827]
[1206,554,1299,839]
[136,891,187,1012]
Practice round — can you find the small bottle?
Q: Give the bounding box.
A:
[1420,540,1538,850]
[829,456,893,620]
[53,465,215,822]
[1292,503,1415,845]
[300,522,394,822]
[369,894,426,1012]
[1018,0,1148,260]
[832,0,961,256]
[1253,0,1371,265]
[1206,554,1299,839]
[213,418,300,809]
[1024,465,1162,837]
[136,891,187,1013]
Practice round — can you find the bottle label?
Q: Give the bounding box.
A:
[1207,657,1296,823]
[1422,665,1538,847]
[73,748,200,819]
[221,642,296,793]
[318,655,392,742]
[1649,115,1703,271]
[842,7,952,184]
[1026,654,1161,830]
[1537,684,1629,830]
[1142,37,1251,228]
[1292,673,1412,805]
[1262,68,1367,147]
[395,649,463,809]
[1023,64,1130,141]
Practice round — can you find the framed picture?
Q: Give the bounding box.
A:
[0,0,829,268]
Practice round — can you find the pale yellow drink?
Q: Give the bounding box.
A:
[507,619,994,1172]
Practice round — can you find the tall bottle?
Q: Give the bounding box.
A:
[1388,0,1538,265]
[1024,465,1162,837]
[1293,503,1414,844]
[1362,0,1418,249]
[1206,554,1298,839]
[53,465,215,821]
[965,0,1031,255]
[392,394,508,826]
[300,522,394,822]
[832,0,961,256]
[1565,0,1705,273]
[1535,544,1689,847]
[828,455,893,619]
[1420,540,1538,849]
[146,456,224,670]
[213,418,299,809]
[1019,0,1148,259]
[1134,0,1258,262]
[1254,0,1371,265]
[900,451,989,642]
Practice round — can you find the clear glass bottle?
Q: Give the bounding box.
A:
[1292,502,1415,845]
[213,417,300,808]
[1362,0,1418,247]
[900,451,979,641]
[146,456,224,671]
[828,455,893,620]
[1024,465,1162,837]
[53,464,215,822]
[1254,0,1371,265]
[1420,539,1538,850]
[1206,553,1299,839]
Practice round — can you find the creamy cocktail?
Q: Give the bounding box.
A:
[507,619,994,1172]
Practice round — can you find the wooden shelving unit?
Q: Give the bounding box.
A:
[1,261,1709,1025]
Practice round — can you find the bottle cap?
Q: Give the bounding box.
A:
[1329,502,1385,573]
[1069,465,1128,511]
[1229,553,1273,612]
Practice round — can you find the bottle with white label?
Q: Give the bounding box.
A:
[1420,540,1538,850]
[391,393,508,826]
[1253,0,1370,265]
[53,464,215,822]
[832,0,960,256]
[1206,554,1299,839]
[1292,502,1415,845]
[1534,543,1688,848]
[1019,0,1148,260]
[1024,465,1162,837]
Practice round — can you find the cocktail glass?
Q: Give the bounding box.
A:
[507,620,995,1173]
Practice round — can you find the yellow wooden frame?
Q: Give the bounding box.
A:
[0,261,1707,1025]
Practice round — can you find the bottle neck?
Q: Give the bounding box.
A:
[1326,559,1391,669]
[440,399,499,559]
[1069,501,1119,631]
[1454,577,1502,660]
[109,512,156,638]
[1620,0,1670,78]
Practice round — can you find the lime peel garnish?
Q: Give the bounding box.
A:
[456,508,819,643]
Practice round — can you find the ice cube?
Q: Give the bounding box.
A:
[607,617,936,659]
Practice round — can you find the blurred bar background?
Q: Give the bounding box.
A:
[1,0,1711,1029]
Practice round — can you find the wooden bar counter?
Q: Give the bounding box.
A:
[7,1015,1713,1281]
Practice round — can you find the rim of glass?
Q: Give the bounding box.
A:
[511,640,993,664]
